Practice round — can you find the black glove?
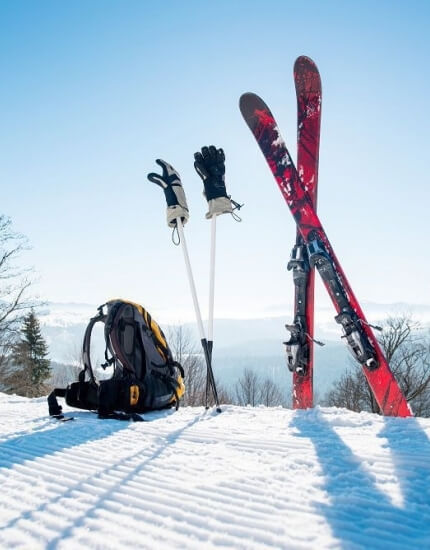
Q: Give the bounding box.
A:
[194,146,227,201]
[194,145,237,219]
[148,159,189,227]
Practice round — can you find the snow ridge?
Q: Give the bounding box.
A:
[0,394,429,549]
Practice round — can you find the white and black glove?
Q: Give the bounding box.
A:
[148,159,189,228]
[194,146,234,219]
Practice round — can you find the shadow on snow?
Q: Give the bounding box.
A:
[0,409,207,547]
[0,407,181,471]
[291,409,430,549]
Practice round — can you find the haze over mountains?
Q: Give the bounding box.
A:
[40,301,430,401]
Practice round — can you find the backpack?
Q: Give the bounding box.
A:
[48,299,185,421]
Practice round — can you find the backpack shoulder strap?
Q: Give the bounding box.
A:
[48,305,106,420]
[139,306,173,363]
[82,304,107,383]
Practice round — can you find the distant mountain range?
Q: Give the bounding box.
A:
[40,301,430,403]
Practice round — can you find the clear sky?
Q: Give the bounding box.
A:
[1,0,429,323]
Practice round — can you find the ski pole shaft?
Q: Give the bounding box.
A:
[176,218,206,342]
[201,337,220,412]
[208,215,217,359]
[176,218,221,411]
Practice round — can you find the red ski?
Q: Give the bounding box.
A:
[285,56,322,409]
[239,92,412,417]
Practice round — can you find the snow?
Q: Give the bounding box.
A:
[1,394,429,549]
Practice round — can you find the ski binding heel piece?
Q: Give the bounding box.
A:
[287,244,309,273]
[284,323,309,375]
[335,310,379,369]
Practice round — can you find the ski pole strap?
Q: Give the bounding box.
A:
[230,198,244,222]
[204,195,244,220]
[171,225,180,245]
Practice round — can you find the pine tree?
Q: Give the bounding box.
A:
[8,309,51,396]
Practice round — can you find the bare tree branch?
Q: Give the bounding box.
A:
[0,215,37,387]
[323,315,430,417]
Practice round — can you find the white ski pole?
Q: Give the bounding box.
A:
[207,214,217,360]
[148,159,221,412]
[194,145,243,366]
[177,218,206,343]
[176,218,220,411]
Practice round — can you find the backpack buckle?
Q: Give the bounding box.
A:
[130,385,140,406]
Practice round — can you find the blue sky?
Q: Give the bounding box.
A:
[1,0,429,322]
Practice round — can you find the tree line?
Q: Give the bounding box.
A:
[1,213,429,416]
[169,318,430,416]
[0,215,51,396]
[323,315,430,416]
[168,324,287,408]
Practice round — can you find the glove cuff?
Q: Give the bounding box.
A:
[167,205,189,227]
[205,197,233,219]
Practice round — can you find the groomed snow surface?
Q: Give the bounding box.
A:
[1,394,429,549]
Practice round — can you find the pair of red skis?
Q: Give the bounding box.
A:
[240,56,412,417]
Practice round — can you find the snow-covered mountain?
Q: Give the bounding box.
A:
[0,393,429,549]
[39,301,430,398]
[39,301,430,345]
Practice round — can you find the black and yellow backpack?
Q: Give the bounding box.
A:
[48,299,185,421]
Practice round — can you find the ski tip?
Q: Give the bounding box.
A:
[294,55,317,69]
[239,92,258,124]
[239,92,271,120]
[239,93,279,135]
[293,56,322,96]
[239,92,258,111]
